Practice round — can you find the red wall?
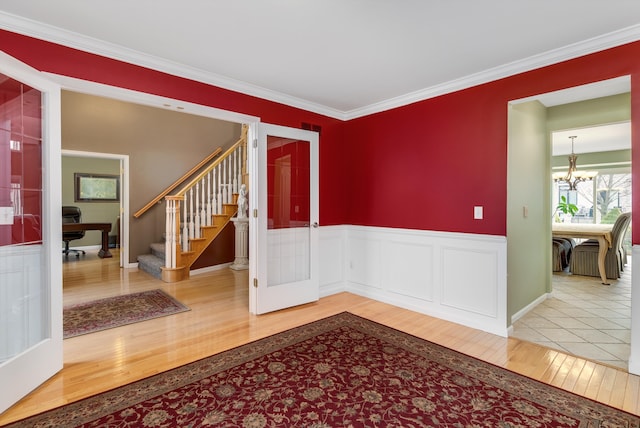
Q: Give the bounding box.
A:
[1,30,639,243]
[267,138,310,228]
[0,30,346,226]
[0,75,43,246]
[344,41,640,242]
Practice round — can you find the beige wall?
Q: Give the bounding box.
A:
[61,91,242,263]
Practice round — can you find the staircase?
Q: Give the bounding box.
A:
[135,126,248,283]
[137,202,238,280]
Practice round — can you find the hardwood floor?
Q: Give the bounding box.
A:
[1,249,639,424]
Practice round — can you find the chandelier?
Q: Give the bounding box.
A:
[552,135,597,191]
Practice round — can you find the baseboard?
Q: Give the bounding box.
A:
[190,261,234,276]
[510,292,549,325]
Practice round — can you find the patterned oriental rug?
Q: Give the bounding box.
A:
[63,289,190,339]
[14,312,639,427]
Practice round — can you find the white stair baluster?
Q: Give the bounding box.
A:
[233,149,238,194]
[217,164,222,214]
[236,146,242,195]
[206,171,212,226]
[195,183,201,238]
[212,167,217,215]
[201,177,207,228]
[165,199,173,269]
[226,156,231,204]
[182,194,189,251]
[223,157,228,204]
[188,188,195,240]
[170,200,177,269]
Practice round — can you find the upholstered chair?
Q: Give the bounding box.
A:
[552,237,575,272]
[569,212,631,280]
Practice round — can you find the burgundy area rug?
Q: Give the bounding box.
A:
[63,289,190,339]
[15,312,639,427]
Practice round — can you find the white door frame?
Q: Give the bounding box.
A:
[45,74,260,269]
[61,149,130,267]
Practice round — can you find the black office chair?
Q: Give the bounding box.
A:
[62,206,86,257]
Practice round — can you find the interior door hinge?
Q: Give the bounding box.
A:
[253,209,258,218]
[253,278,258,288]
[253,138,258,148]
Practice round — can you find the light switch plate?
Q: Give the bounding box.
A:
[473,206,483,220]
[0,206,14,225]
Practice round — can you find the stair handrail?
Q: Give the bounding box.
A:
[174,137,245,198]
[162,125,247,275]
[133,146,223,218]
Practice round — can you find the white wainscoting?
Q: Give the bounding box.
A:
[267,227,311,286]
[0,245,46,362]
[318,225,508,337]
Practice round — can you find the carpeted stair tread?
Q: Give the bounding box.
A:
[137,254,164,279]
[150,242,166,260]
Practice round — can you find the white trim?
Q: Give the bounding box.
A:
[190,261,234,276]
[318,225,508,337]
[1,14,639,120]
[319,225,348,298]
[510,292,549,325]
[45,74,259,124]
[0,12,343,120]
[344,25,640,119]
[45,71,261,280]
[629,246,640,375]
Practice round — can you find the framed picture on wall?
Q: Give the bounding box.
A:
[74,173,120,202]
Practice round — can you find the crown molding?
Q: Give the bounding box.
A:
[1,11,639,122]
[343,23,640,120]
[0,12,346,120]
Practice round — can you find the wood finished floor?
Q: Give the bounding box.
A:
[1,249,639,424]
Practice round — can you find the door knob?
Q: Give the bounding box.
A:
[312,222,319,228]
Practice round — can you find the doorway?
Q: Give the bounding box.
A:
[61,150,128,268]
[507,76,634,370]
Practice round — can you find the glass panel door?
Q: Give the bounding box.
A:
[0,53,62,414]
[253,124,318,314]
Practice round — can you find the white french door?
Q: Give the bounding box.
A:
[251,123,319,314]
[0,52,62,413]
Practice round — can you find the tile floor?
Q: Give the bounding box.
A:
[510,259,631,370]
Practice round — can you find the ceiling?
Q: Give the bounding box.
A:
[0,1,640,120]
[552,122,631,156]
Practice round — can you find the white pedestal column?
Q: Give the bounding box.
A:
[230,217,249,270]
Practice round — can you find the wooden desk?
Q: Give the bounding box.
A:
[63,223,112,258]
[552,223,613,285]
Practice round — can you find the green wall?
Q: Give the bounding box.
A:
[508,101,550,321]
[62,156,120,248]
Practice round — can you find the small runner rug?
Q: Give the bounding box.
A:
[63,289,190,339]
[15,312,639,427]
